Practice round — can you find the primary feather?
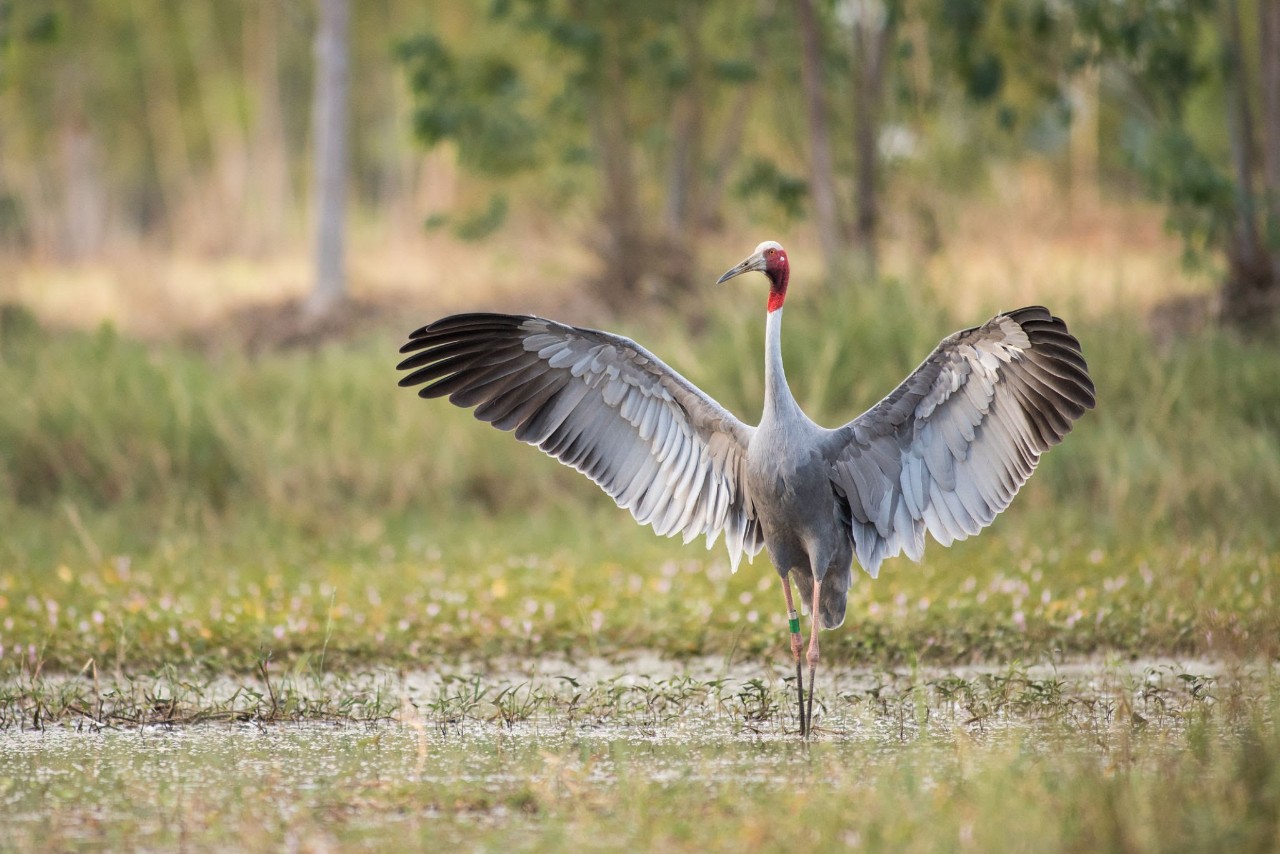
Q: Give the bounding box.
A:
[398,313,765,571]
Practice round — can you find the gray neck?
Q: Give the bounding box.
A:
[763,307,801,424]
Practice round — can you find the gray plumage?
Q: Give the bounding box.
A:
[398,313,765,570]
[397,241,1095,637]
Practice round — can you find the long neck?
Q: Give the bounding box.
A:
[763,306,801,423]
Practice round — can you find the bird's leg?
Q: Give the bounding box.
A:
[805,577,821,737]
[781,574,805,736]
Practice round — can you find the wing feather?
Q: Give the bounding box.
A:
[399,313,762,569]
[823,306,1095,578]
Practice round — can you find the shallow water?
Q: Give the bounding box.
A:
[0,657,1268,850]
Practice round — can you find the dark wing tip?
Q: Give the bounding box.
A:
[398,312,535,364]
[396,372,425,388]
[1006,306,1097,423]
[398,313,516,384]
[1004,305,1052,324]
[404,312,534,342]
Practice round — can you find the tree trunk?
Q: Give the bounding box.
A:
[1260,0,1280,244]
[794,0,842,272]
[698,84,754,232]
[699,0,774,231]
[850,0,893,275]
[664,5,704,238]
[179,0,250,252]
[589,71,643,305]
[586,14,688,308]
[246,0,291,252]
[307,0,350,318]
[127,0,192,245]
[1067,66,1101,212]
[663,93,699,236]
[1220,0,1276,327]
[58,117,106,259]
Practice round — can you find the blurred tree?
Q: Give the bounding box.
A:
[663,4,703,236]
[307,0,349,317]
[1077,0,1279,328]
[0,1,134,256]
[696,1,774,231]
[0,1,438,258]
[916,0,1077,159]
[245,0,292,250]
[1263,0,1280,230]
[795,0,842,270]
[399,0,767,307]
[889,0,1280,328]
[846,0,899,274]
[1,0,1272,333]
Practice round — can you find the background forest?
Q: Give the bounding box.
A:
[2,0,1278,323]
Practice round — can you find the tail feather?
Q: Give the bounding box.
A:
[793,566,852,630]
[819,568,850,629]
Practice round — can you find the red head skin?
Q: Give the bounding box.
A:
[717,241,791,310]
[764,246,790,313]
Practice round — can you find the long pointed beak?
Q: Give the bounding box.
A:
[717,252,766,284]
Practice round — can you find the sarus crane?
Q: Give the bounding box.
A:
[397,241,1096,736]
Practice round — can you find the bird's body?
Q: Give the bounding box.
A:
[398,240,1096,735]
[748,308,854,629]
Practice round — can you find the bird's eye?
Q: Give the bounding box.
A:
[767,248,776,257]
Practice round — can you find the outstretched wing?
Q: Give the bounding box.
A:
[822,306,1095,578]
[398,313,764,570]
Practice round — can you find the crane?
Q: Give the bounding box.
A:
[397,241,1096,736]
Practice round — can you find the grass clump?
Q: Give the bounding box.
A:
[0,309,239,509]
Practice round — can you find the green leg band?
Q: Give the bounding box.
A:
[789,617,801,634]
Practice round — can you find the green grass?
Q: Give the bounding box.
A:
[1,280,1278,673]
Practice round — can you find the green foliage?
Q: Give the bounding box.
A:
[710,58,756,85]
[1076,0,1211,114]
[916,0,1076,143]
[396,0,776,275]
[0,1,59,62]
[451,193,510,241]
[396,34,539,176]
[1139,126,1237,263]
[941,0,1004,101]
[732,159,809,222]
[1076,0,1277,292]
[423,192,512,241]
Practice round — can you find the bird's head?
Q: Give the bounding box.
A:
[717,240,790,313]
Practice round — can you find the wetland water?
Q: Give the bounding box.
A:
[0,657,1270,850]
